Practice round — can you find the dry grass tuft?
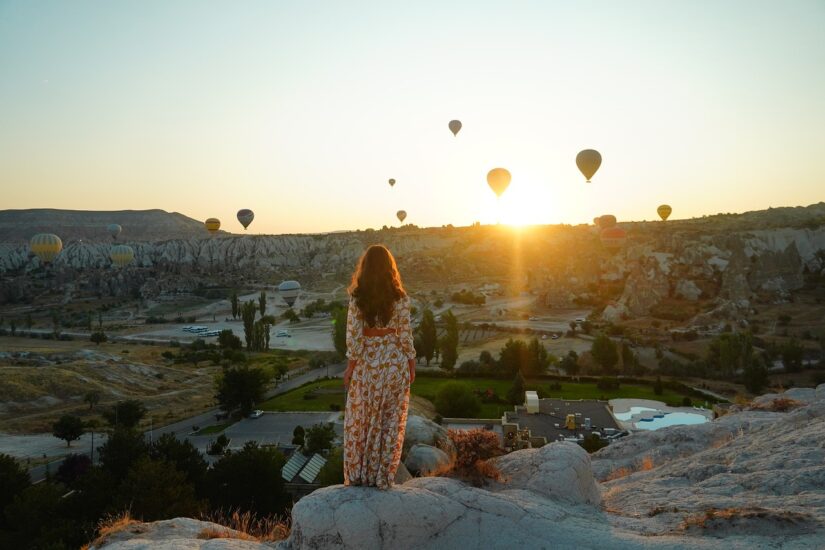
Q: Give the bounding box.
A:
[750,397,803,412]
[89,510,141,548]
[199,509,290,542]
[602,454,655,482]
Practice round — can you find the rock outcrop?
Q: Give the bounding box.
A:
[94,386,825,549]
[404,443,452,476]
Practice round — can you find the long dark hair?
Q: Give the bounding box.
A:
[348,245,406,327]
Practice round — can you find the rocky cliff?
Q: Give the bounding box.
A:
[94,385,825,549]
[0,208,209,243]
[2,205,824,325]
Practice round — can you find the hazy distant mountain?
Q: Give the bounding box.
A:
[0,209,210,243]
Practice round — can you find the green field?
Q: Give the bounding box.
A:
[259,376,701,417]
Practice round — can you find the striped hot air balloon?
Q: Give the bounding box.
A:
[598,215,617,229]
[237,209,254,230]
[278,280,301,308]
[107,223,122,240]
[30,233,63,264]
[205,218,221,234]
[600,227,627,249]
[110,244,135,267]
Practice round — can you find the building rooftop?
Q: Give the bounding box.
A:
[504,398,620,443]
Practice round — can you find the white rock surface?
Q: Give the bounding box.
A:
[96,387,825,550]
[90,518,272,549]
[404,443,452,476]
[403,415,455,457]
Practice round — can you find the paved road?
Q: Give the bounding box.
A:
[28,361,346,482]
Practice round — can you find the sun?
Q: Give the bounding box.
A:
[486,181,556,227]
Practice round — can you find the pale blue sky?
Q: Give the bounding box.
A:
[1,1,824,233]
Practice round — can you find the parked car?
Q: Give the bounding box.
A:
[249,409,264,419]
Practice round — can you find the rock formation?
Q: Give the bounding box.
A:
[96,385,825,549]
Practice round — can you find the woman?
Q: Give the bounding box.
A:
[343,244,416,489]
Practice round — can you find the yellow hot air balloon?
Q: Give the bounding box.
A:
[448,120,462,136]
[205,218,221,234]
[30,233,63,264]
[486,168,511,197]
[110,244,135,267]
[397,210,407,223]
[576,149,602,182]
[657,204,672,221]
[388,178,396,187]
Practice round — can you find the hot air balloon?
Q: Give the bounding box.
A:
[598,215,617,229]
[486,168,511,198]
[657,204,672,221]
[107,223,122,240]
[397,210,407,223]
[448,120,462,136]
[205,218,221,234]
[237,209,254,230]
[30,234,63,264]
[576,149,602,182]
[388,178,396,187]
[278,280,301,308]
[110,244,135,267]
[600,227,627,249]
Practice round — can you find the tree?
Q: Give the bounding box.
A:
[0,453,30,529]
[84,390,101,410]
[2,482,77,549]
[591,334,619,374]
[499,338,527,375]
[258,291,267,317]
[708,331,754,377]
[780,339,804,373]
[230,291,240,319]
[218,329,242,350]
[434,382,481,418]
[149,433,208,493]
[9,319,16,336]
[283,308,300,324]
[506,372,526,405]
[417,309,437,366]
[102,400,147,429]
[316,447,344,486]
[98,427,149,481]
[559,350,580,376]
[55,453,92,487]
[526,337,550,375]
[621,342,637,374]
[215,366,269,416]
[304,423,337,455]
[241,300,257,349]
[90,331,107,345]
[581,434,608,453]
[653,376,664,395]
[568,321,577,336]
[206,442,289,516]
[743,355,769,393]
[332,306,347,358]
[439,309,459,371]
[292,425,305,446]
[53,414,84,447]
[117,458,203,521]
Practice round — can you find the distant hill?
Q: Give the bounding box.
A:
[0,209,210,243]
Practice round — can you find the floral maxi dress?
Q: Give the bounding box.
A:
[343,296,416,489]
